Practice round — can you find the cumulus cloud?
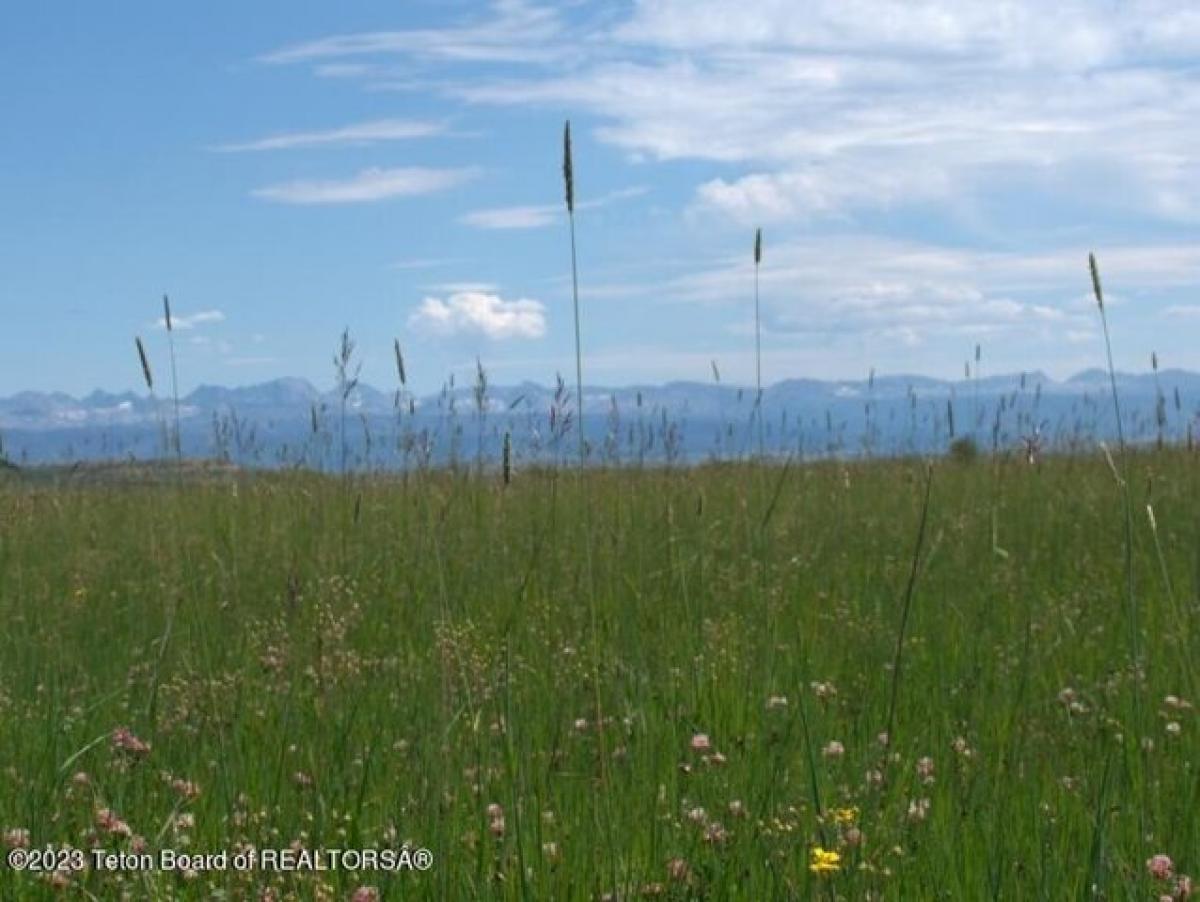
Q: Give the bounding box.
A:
[252,166,478,204]
[409,291,546,340]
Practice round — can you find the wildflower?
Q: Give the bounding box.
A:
[45,871,72,890]
[690,733,711,752]
[844,827,865,848]
[1147,854,1174,880]
[766,695,789,710]
[906,798,931,824]
[951,736,974,758]
[488,815,505,838]
[171,778,201,800]
[666,857,691,882]
[728,799,747,819]
[916,756,935,784]
[541,842,561,863]
[573,718,589,733]
[351,888,379,902]
[702,822,729,845]
[809,846,842,875]
[1166,721,1182,737]
[3,828,30,849]
[810,681,837,701]
[1175,874,1193,898]
[830,807,858,826]
[865,768,884,788]
[110,727,151,759]
[685,806,708,826]
[822,740,845,760]
[486,803,504,820]
[95,808,132,837]
[1058,687,1089,715]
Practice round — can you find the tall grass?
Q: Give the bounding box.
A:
[753,227,764,460]
[162,294,183,468]
[563,120,585,474]
[1088,251,1146,838]
[2,452,1196,898]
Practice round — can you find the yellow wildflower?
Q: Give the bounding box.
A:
[809,846,842,875]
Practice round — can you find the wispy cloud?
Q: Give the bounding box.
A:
[461,204,559,230]
[409,291,546,340]
[252,166,478,204]
[461,186,646,230]
[213,118,446,152]
[438,2,1200,224]
[388,257,463,271]
[586,235,1200,350]
[422,281,499,294]
[153,309,226,331]
[260,0,568,66]
[254,3,1200,225]
[1162,304,1200,319]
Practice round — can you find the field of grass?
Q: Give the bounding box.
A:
[1,450,1197,899]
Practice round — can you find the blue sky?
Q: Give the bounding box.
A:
[2,0,1199,396]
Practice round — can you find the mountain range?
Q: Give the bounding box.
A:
[2,370,1197,467]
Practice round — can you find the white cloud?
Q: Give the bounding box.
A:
[260,0,568,66]
[694,166,952,223]
[461,187,647,230]
[214,118,445,152]
[423,281,499,293]
[436,2,1200,223]
[252,166,478,204]
[1162,304,1200,318]
[409,291,546,340]
[589,235,1200,349]
[258,3,1200,224]
[461,204,559,230]
[154,309,226,331]
[389,257,463,270]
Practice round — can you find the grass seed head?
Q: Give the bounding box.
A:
[135,337,153,390]
[394,339,407,386]
[562,120,574,213]
[1088,252,1104,310]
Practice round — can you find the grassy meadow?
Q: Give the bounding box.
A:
[1,448,1197,899]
